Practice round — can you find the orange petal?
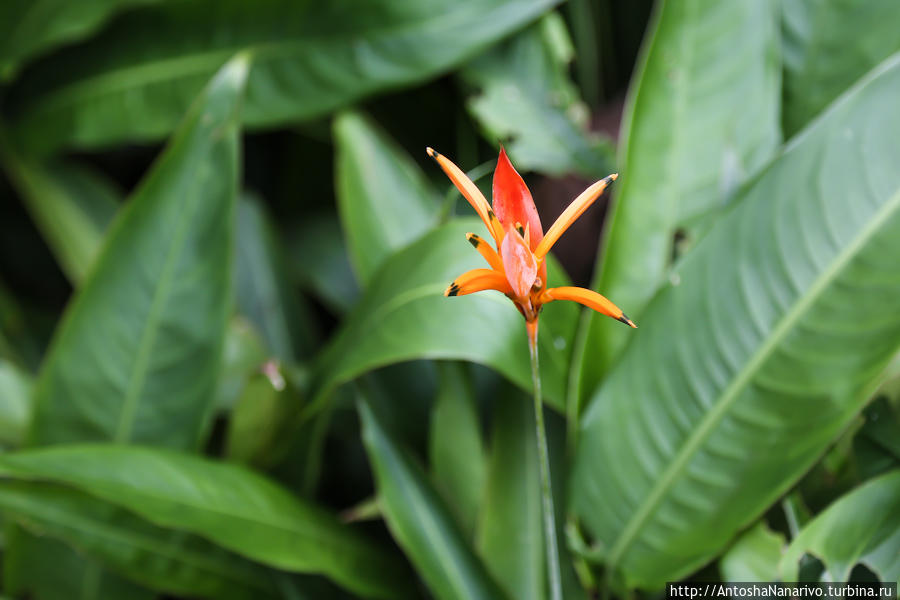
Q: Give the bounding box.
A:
[493,147,543,247]
[534,174,617,259]
[540,286,636,327]
[466,233,504,271]
[501,228,538,299]
[444,268,511,297]
[427,147,504,243]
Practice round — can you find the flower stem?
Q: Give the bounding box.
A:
[528,320,563,600]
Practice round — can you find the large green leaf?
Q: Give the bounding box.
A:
[235,194,317,362]
[27,55,248,447]
[0,148,119,285]
[359,398,504,600]
[476,392,544,600]
[571,53,900,589]
[782,0,900,136]
[0,0,162,80]
[779,471,900,582]
[460,13,614,179]
[430,363,486,536]
[578,0,781,397]
[7,0,559,153]
[0,481,279,599]
[2,54,252,600]
[308,218,579,412]
[0,444,413,599]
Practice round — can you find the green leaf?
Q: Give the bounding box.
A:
[0,0,165,80]
[0,480,280,599]
[780,471,900,582]
[8,0,560,153]
[0,360,32,447]
[0,0,163,80]
[0,444,413,599]
[359,397,505,600]
[334,110,440,284]
[309,218,579,412]
[720,522,785,582]
[476,391,544,600]
[460,13,614,179]
[571,53,900,589]
[429,363,486,536]
[27,54,248,447]
[0,148,119,285]
[236,193,318,362]
[782,0,900,136]
[579,0,782,395]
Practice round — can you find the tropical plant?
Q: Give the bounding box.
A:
[0,1,898,599]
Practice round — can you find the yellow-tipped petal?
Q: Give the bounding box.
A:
[466,233,504,271]
[540,285,636,327]
[444,268,511,297]
[427,147,504,243]
[534,174,617,259]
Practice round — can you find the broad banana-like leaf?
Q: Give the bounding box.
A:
[571,53,900,589]
[578,0,781,397]
[7,0,560,152]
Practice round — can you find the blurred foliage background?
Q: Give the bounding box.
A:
[1,0,899,599]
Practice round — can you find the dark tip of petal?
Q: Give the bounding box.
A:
[618,313,637,328]
[426,147,438,160]
[515,222,525,236]
[466,234,480,248]
[445,282,460,297]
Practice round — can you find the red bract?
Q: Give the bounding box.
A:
[427,146,636,341]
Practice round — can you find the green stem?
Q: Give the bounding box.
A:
[529,324,563,600]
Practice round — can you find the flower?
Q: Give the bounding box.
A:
[427,146,636,338]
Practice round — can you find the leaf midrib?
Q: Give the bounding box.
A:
[606,187,900,571]
[113,185,199,443]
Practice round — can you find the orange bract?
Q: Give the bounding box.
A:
[427,146,636,332]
